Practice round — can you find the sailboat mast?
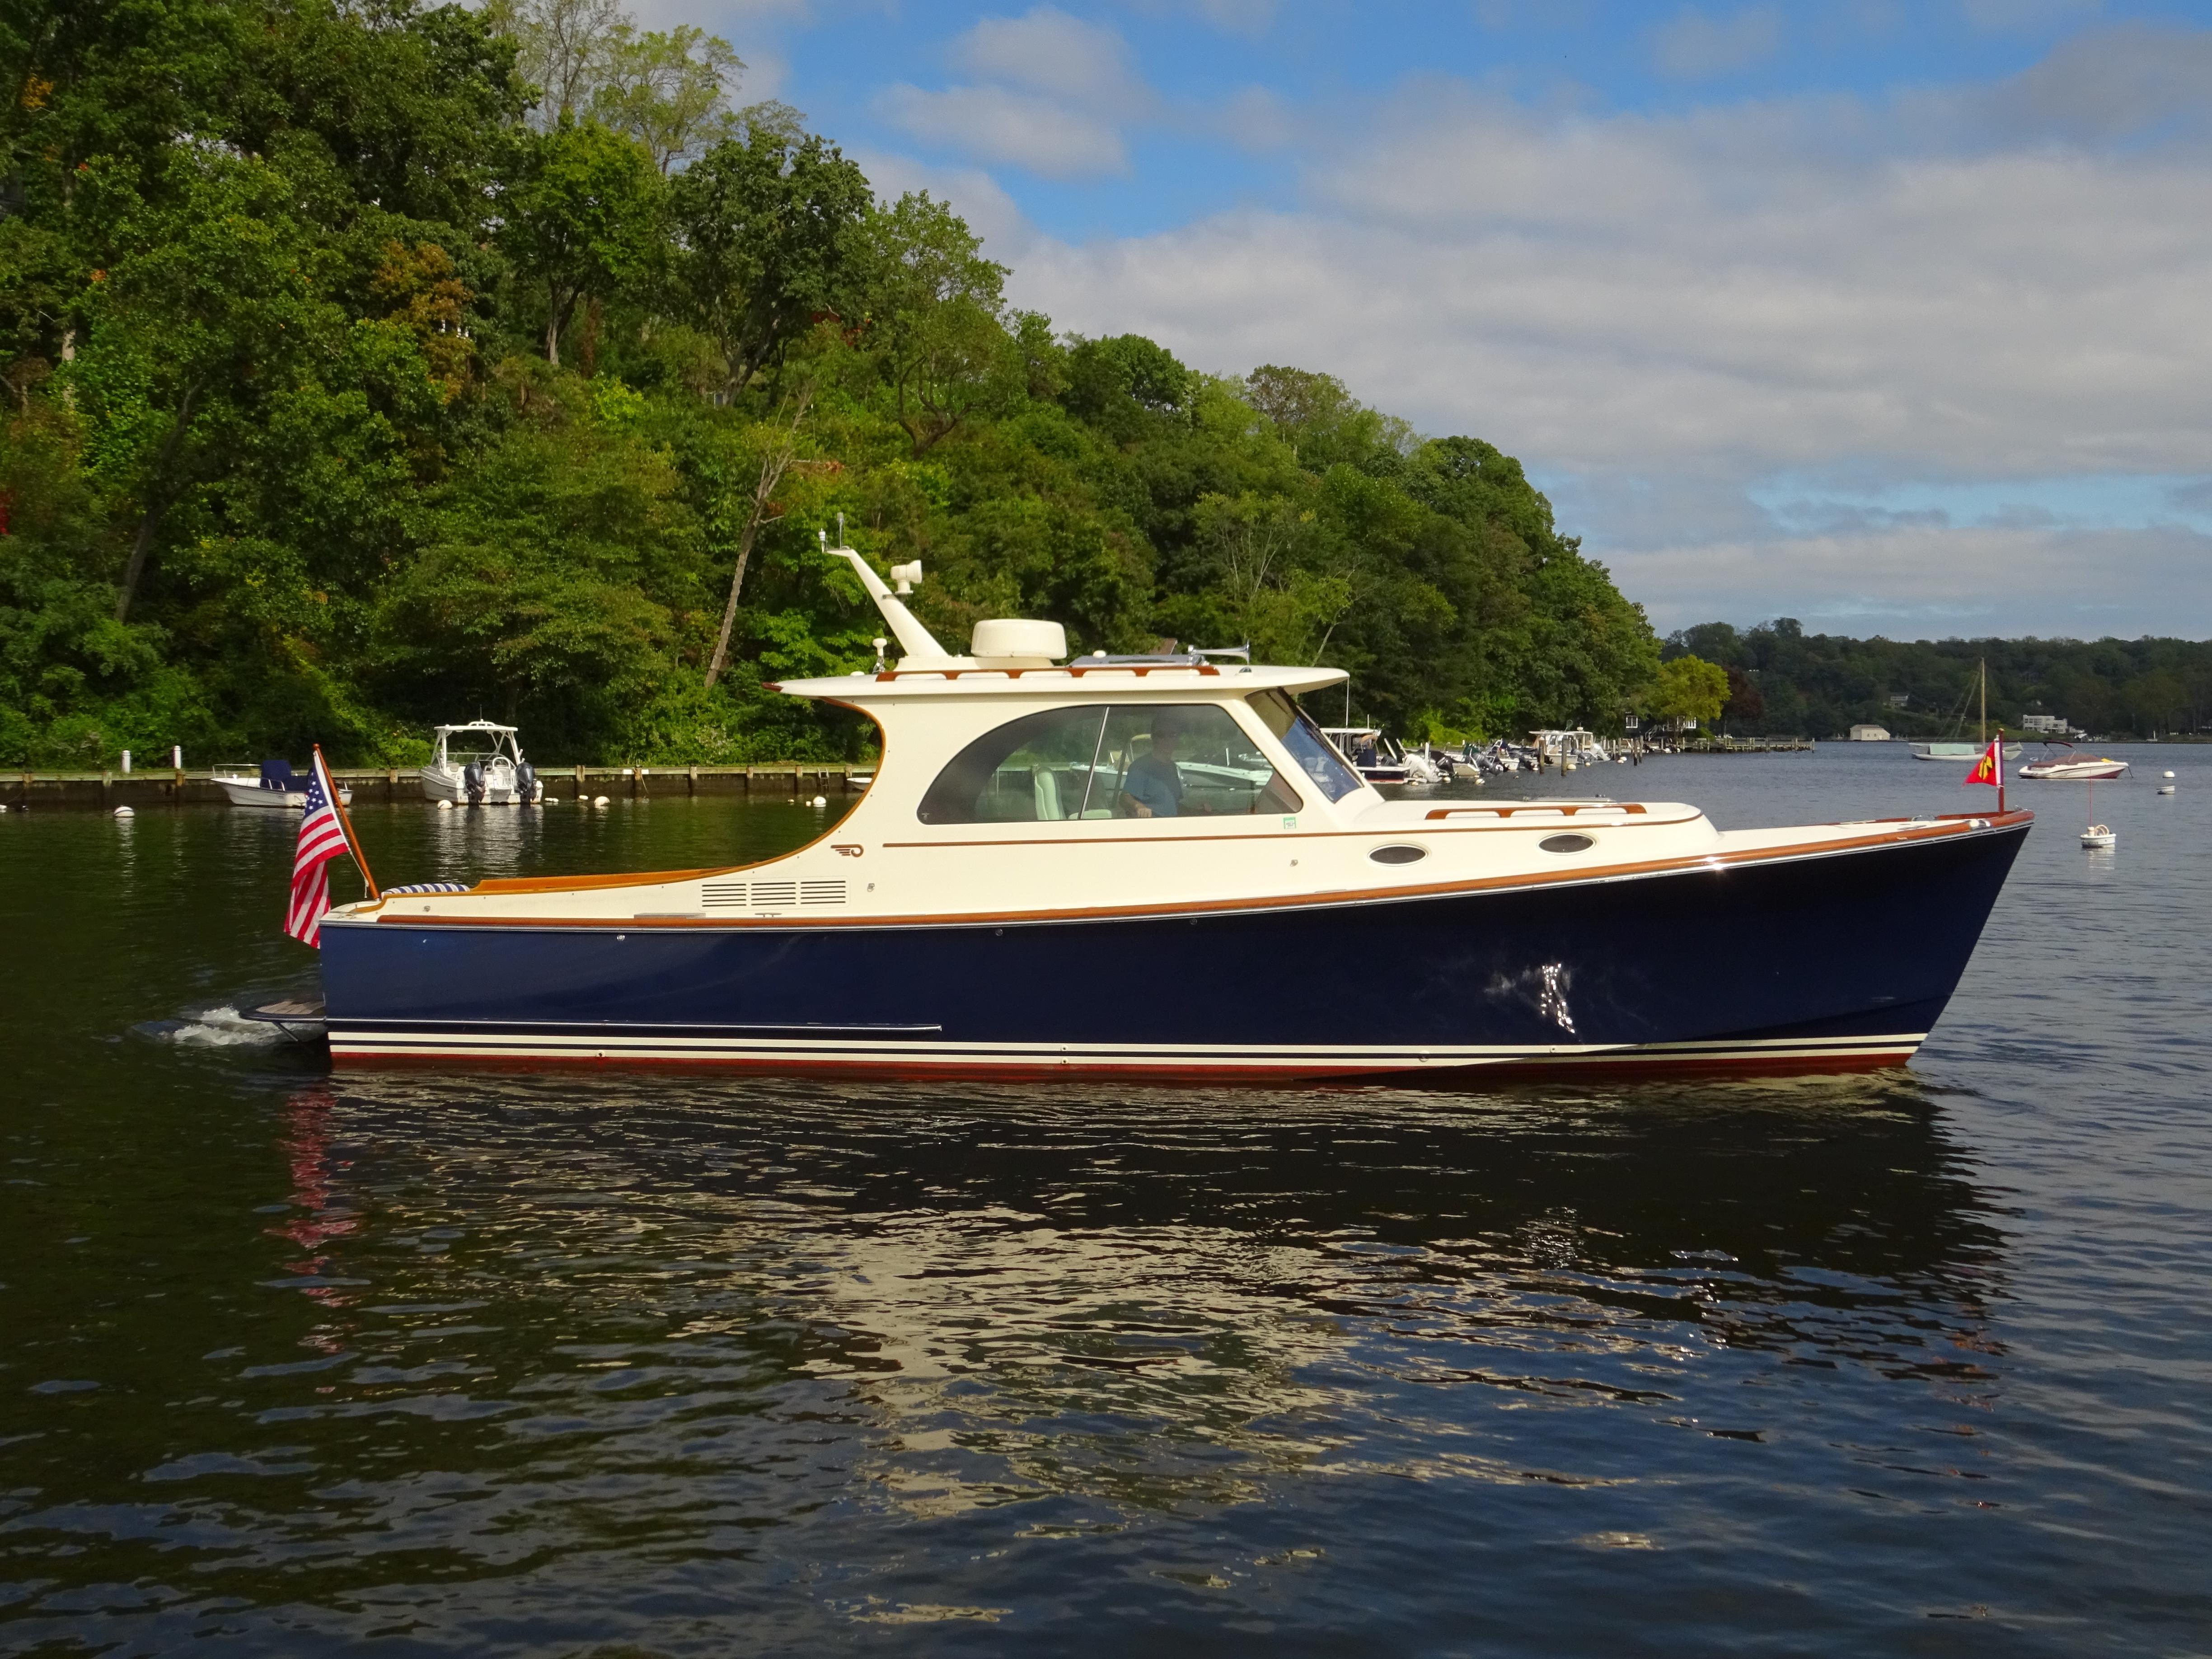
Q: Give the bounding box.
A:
[1978,659,1986,743]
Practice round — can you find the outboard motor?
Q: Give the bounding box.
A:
[463,760,485,806]
[516,761,538,804]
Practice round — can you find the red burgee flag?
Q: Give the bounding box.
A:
[286,752,354,947]
[1964,737,2001,788]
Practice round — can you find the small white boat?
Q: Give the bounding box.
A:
[2018,743,2128,782]
[419,722,539,805]
[1532,728,1611,767]
[214,761,352,810]
[1322,728,1442,785]
[2081,824,2115,848]
[1911,741,2022,762]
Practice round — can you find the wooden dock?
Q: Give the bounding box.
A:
[1676,737,1815,754]
[0,762,873,811]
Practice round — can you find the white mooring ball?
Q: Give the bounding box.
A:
[436,799,454,811]
[812,795,827,807]
[113,805,135,818]
[594,795,610,807]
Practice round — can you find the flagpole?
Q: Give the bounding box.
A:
[1996,726,2005,815]
[315,744,380,901]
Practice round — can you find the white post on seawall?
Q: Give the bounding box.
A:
[121,750,131,773]
[172,745,183,769]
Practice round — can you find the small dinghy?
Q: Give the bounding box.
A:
[216,760,353,810]
[2081,824,2116,848]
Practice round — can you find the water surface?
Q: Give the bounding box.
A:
[3,746,2207,1654]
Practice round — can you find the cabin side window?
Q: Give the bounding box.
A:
[1247,690,1364,804]
[916,703,1303,825]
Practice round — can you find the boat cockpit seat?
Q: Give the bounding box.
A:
[1031,767,1063,821]
[259,759,299,792]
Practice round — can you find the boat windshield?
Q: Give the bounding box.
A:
[1251,691,1364,803]
[918,703,1302,824]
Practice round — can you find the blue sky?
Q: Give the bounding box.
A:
[647,0,2212,638]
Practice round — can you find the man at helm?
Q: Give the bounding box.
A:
[1120,712,1191,818]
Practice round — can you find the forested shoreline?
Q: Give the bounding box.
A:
[0,0,1662,769]
[1665,624,2212,742]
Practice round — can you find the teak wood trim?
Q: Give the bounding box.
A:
[1424,803,1650,820]
[865,664,1224,683]
[878,813,1696,848]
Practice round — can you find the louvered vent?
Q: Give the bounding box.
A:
[801,880,846,905]
[750,881,797,906]
[702,881,748,908]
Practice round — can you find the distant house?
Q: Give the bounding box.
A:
[1848,723,1892,741]
[1887,692,1910,709]
[2021,714,2065,732]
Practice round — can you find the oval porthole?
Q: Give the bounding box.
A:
[1369,844,1428,865]
[1539,833,1594,854]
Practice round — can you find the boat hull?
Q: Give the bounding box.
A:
[1912,743,2020,761]
[2018,761,2127,781]
[216,777,353,809]
[319,819,2029,1081]
[418,764,521,804]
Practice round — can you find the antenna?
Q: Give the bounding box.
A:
[837,511,846,548]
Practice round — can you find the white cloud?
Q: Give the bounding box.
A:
[848,147,1040,262]
[1610,522,2211,637]
[1120,0,1277,37]
[1648,6,1784,79]
[1003,27,2212,634]
[873,8,1156,180]
[1959,0,2101,34]
[874,82,1129,178]
[1215,84,1296,151]
[953,7,1150,110]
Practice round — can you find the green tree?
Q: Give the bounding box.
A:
[590,23,749,174]
[498,120,662,367]
[858,192,1014,457]
[669,128,871,400]
[1648,654,1730,730]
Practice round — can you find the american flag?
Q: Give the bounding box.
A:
[286,753,353,947]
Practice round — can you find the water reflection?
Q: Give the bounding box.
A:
[203,1072,2009,1536]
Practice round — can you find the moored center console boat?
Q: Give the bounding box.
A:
[315,542,2031,1080]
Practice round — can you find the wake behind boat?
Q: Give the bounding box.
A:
[309,537,2033,1081]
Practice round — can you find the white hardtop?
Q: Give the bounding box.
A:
[435,720,519,736]
[776,538,1346,705]
[777,660,1344,702]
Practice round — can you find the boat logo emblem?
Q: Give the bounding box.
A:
[834,844,865,857]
